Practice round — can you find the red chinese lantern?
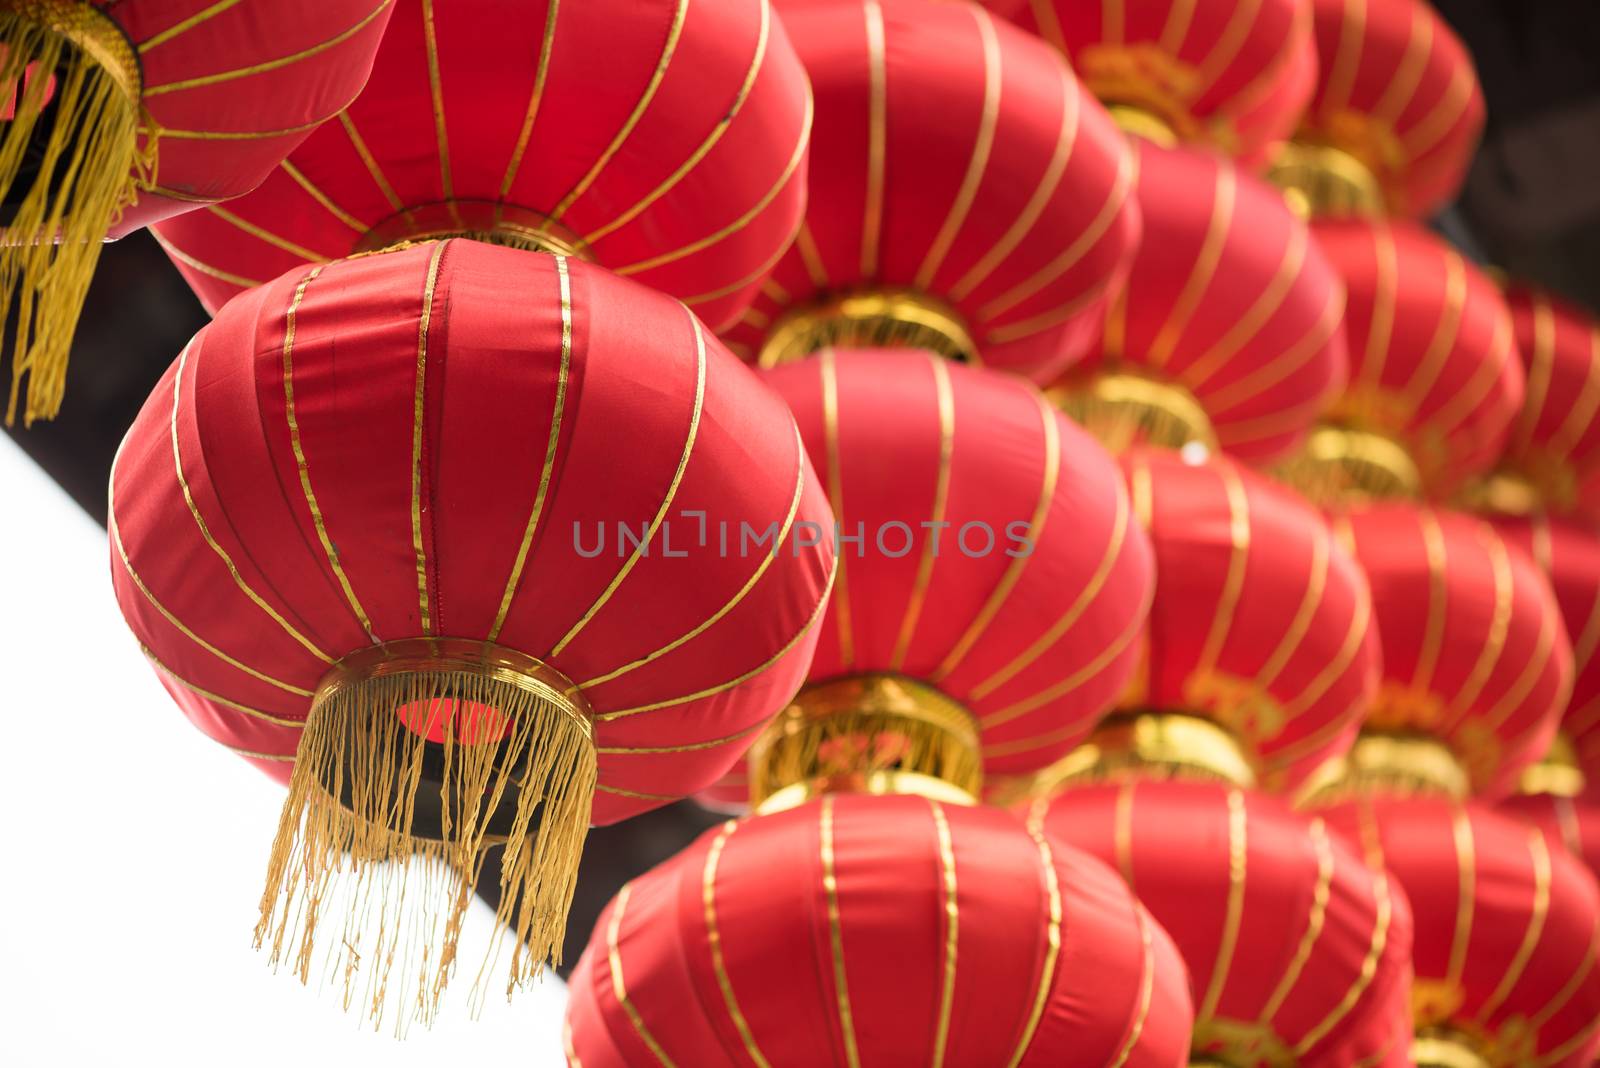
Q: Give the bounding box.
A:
[981,0,1316,166]
[1314,795,1600,1068]
[718,0,1140,380]
[109,240,836,1025]
[151,0,811,332]
[1326,505,1571,799]
[0,0,394,423]
[1031,781,1414,1066]
[565,792,1194,1066]
[1051,140,1348,464]
[1500,791,1600,884]
[1269,0,1485,219]
[1275,218,1522,503]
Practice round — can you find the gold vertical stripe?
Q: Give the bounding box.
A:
[140,645,304,727]
[820,796,863,1068]
[1114,780,1138,889]
[1514,295,1557,453]
[564,1018,584,1068]
[1002,825,1064,1068]
[281,265,377,641]
[1279,576,1371,719]
[932,389,1058,680]
[551,305,706,657]
[207,207,328,264]
[794,220,831,290]
[1146,163,1236,370]
[1260,817,1335,1023]
[1356,223,1399,394]
[150,232,263,289]
[1411,510,1450,693]
[499,0,560,201]
[1416,307,1511,439]
[1293,866,1393,1055]
[551,0,690,222]
[1446,806,1476,991]
[1527,917,1600,1031]
[1158,0,1198,55]
[1571,570,1600,667]
[1557,796,1584,859]
[915,6,1002,290]
[702,822,773,1068]
[1549,322,1600,458]
[1478,594,1562,734]
[1529,1017,1600,1068]
[1107,905,1158,1068]
[1028,0,1067,50]
[1446,527,1513,713]
[1192,0,1263,92]
[279,161,366,234]
[1254,521,1330,690]
[1186,224,1310,389]
[421,0,455,205]
[1400,64,1476,156]
[1191,463,1252,683]
[891,357,955,670]
[1399,252,1469,407]
[170,340,332,663]
[1102,0,1124,44]
[138,0,247,53]
[822,349,855,668]
[1202,271,1345,417]
[929,800,960,1068]
[338,111,407,215]
[861,0,888,278]
[1198,789,1249,1023]
[1475,828,1552,1021]
[1370,5,1432,123]
[489,256,572,642]
[410,242,448,635]
[1321,0,1367,117]
[606,883,678,1067]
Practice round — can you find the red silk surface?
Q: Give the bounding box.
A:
[1036,780,1414,1067]
[772,350,1153,778]
[1336,505,1573,796]
[1314,218,1522,498]
[1068,141,1348,463]
[982,0,1315,164]
[1317,796,1600,1067]
[720,0,1140,379]
[1495,283,1600,523]
[564,792,1194,1067]
[82,0,394,234]
[1296,0,1486,218]
[1122,451,1376,788]
[150,0,810,330]
[1500,792,1600,885]
[109,241,836,823]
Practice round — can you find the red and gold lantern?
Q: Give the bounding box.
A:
[110,240,836,1025]
[1500,791,1600,884]
[0,0,394,423]
[1270,0,1485,219]
[719,0,1140,380]
[151,0,811,331]
[984,0,1316,166]
[1032,781,1414,1066]
[1052,141,1348,464]
[565,792,1194,1066]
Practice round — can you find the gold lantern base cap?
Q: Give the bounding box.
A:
[1412,1029,1493,1068]
[1268,140,1386,219]
[1048,368,1218,456]
[757,288,978,368]
[257,638,597,1032]
[1303,731,1471,803]
[358,200,594,260]
[1272,423,1423,506]
[1517,731,1587,798]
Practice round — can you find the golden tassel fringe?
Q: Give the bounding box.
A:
[0,4,152,425]
[256,642,596,1033]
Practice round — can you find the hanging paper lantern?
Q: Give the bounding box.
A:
[1469,283,1600,524]
[1314,795,1600,1068]
[109,240,836,1025]
[718,0,1140,380]
[565,792,1194,1066]
[1327,505,1571,798]
[0,0,394,424]
[150,0,811,331]
[1052,141,1347,464]
[1269,0,1485,219]
[1499,791,1600,884]
[1275,218,1522,504]
[1031,780,1414,1066]
[981,0,1316,165]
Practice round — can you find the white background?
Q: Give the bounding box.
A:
[0,435,568,1065]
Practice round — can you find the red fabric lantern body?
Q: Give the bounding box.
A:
[982,0,1314,165]
[565,793,1194,1066]
[0,0,394,423]
[1278,0,1485,218]
[151,0,812,331]
[110,240,836,1023]
[1316,796,1600,1067]
[1035,781,1414,1066]
[1334,505,1572,797]
[719,0,1140,379]
[1500,792,1600,885]
[1055,141,1348,464]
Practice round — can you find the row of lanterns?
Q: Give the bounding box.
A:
[8,0,1600,1064]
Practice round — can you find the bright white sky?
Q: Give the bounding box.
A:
[0,434,568,1064]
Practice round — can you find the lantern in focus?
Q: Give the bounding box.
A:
[1051,140,1348,464]
[0,0,394,424]
[151,0,811,331]
[719,0,1141,380]
[1030,781,1414,1066]
[1311,795,1600,1067]
[565,792,1194,1066]
[109,240,836,1026]
[984,0,1316,166]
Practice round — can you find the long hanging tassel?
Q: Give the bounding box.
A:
[256,666,597,1034]
[0,7,152,425]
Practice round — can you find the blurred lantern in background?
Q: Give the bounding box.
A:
[150,0,812,331]
[0,0,394,424]
[719,0,1141,380]
[109,241,835,1028]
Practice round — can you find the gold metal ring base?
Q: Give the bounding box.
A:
[1010,711,1257,804]
[1048,369,1218,456]
[357,200,593,259]
[1268,141,1386,219]
[1303,731,1470,803]
[1272,424,1423,505]
[1518,731,1586,798]
[1412,1030,1493,1068]
[757,288,978,367]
